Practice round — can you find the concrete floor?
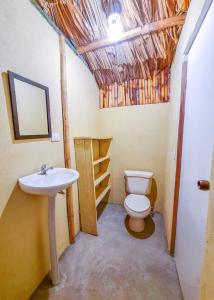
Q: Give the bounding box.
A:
[31,204,183,300]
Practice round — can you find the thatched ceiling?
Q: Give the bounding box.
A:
[36,0,190,88]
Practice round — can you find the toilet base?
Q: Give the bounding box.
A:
[129,216,145,232]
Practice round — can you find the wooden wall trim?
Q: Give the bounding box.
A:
[170,60,188,255]
[59,34,75,244]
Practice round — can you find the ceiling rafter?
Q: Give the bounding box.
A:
[77,14,186,54]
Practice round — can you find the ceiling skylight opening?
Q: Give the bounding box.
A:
[107,12,123,42]
[107,0,123,42]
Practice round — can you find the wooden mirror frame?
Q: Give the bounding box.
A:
[8,71,52,140]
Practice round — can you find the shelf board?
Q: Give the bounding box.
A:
[93,155,110,165]
[96,184,111,207]
[74,137,112,140]
[94,171,110,186]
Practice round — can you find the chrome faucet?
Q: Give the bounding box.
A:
[39,164,54,175]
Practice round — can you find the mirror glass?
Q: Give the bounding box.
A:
[8,71,51,140]
[14,79,48,135]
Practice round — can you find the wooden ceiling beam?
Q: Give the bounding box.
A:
[77,14,186,54]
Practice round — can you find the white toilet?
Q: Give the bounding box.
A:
[124,170,154,233]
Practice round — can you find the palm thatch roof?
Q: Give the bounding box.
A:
[36,0,190,89]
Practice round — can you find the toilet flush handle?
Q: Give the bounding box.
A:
[197,180,210,191]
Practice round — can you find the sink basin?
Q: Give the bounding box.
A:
[19,168,79,196]
[19,167,79,286]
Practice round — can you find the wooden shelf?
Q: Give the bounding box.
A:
[74,137,112,235]
[96,184,111,207]
[93,155,110,165]
[74,137,112,141]
[94,171,110,186]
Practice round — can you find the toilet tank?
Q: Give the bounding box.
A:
[124,170,153,195]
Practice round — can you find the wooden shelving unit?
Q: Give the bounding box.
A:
[74,137,112,235]
[93,155,110,165]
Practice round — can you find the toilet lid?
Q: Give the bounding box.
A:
[125,194,150,212]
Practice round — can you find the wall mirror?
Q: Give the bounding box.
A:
[8,71,52,140]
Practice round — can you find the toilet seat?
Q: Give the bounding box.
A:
[124,194,151,219]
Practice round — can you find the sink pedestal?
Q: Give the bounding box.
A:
[48,195,60,285]
[18,167,79,286]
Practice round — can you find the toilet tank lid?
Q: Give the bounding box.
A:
[124,170,154,178]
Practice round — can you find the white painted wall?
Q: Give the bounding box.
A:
[200,151,214,299]
[98,104,169,211]
[66,45,100,233]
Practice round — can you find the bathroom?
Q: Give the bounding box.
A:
[0,0,214,299]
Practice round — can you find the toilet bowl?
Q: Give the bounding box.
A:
[124,194,151,232]
[124,170,153,233]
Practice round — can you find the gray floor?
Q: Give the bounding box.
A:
[31,204,183,300]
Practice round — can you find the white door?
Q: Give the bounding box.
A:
[175,3,214,300]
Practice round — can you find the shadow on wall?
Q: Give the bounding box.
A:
[148,178,158,211]
[2,72,49,144]
[97,191,111,220]
[0,184,49,300]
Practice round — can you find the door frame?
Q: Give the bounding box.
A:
[170,0,214,255]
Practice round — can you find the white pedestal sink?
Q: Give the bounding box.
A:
[19,168,79,285]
